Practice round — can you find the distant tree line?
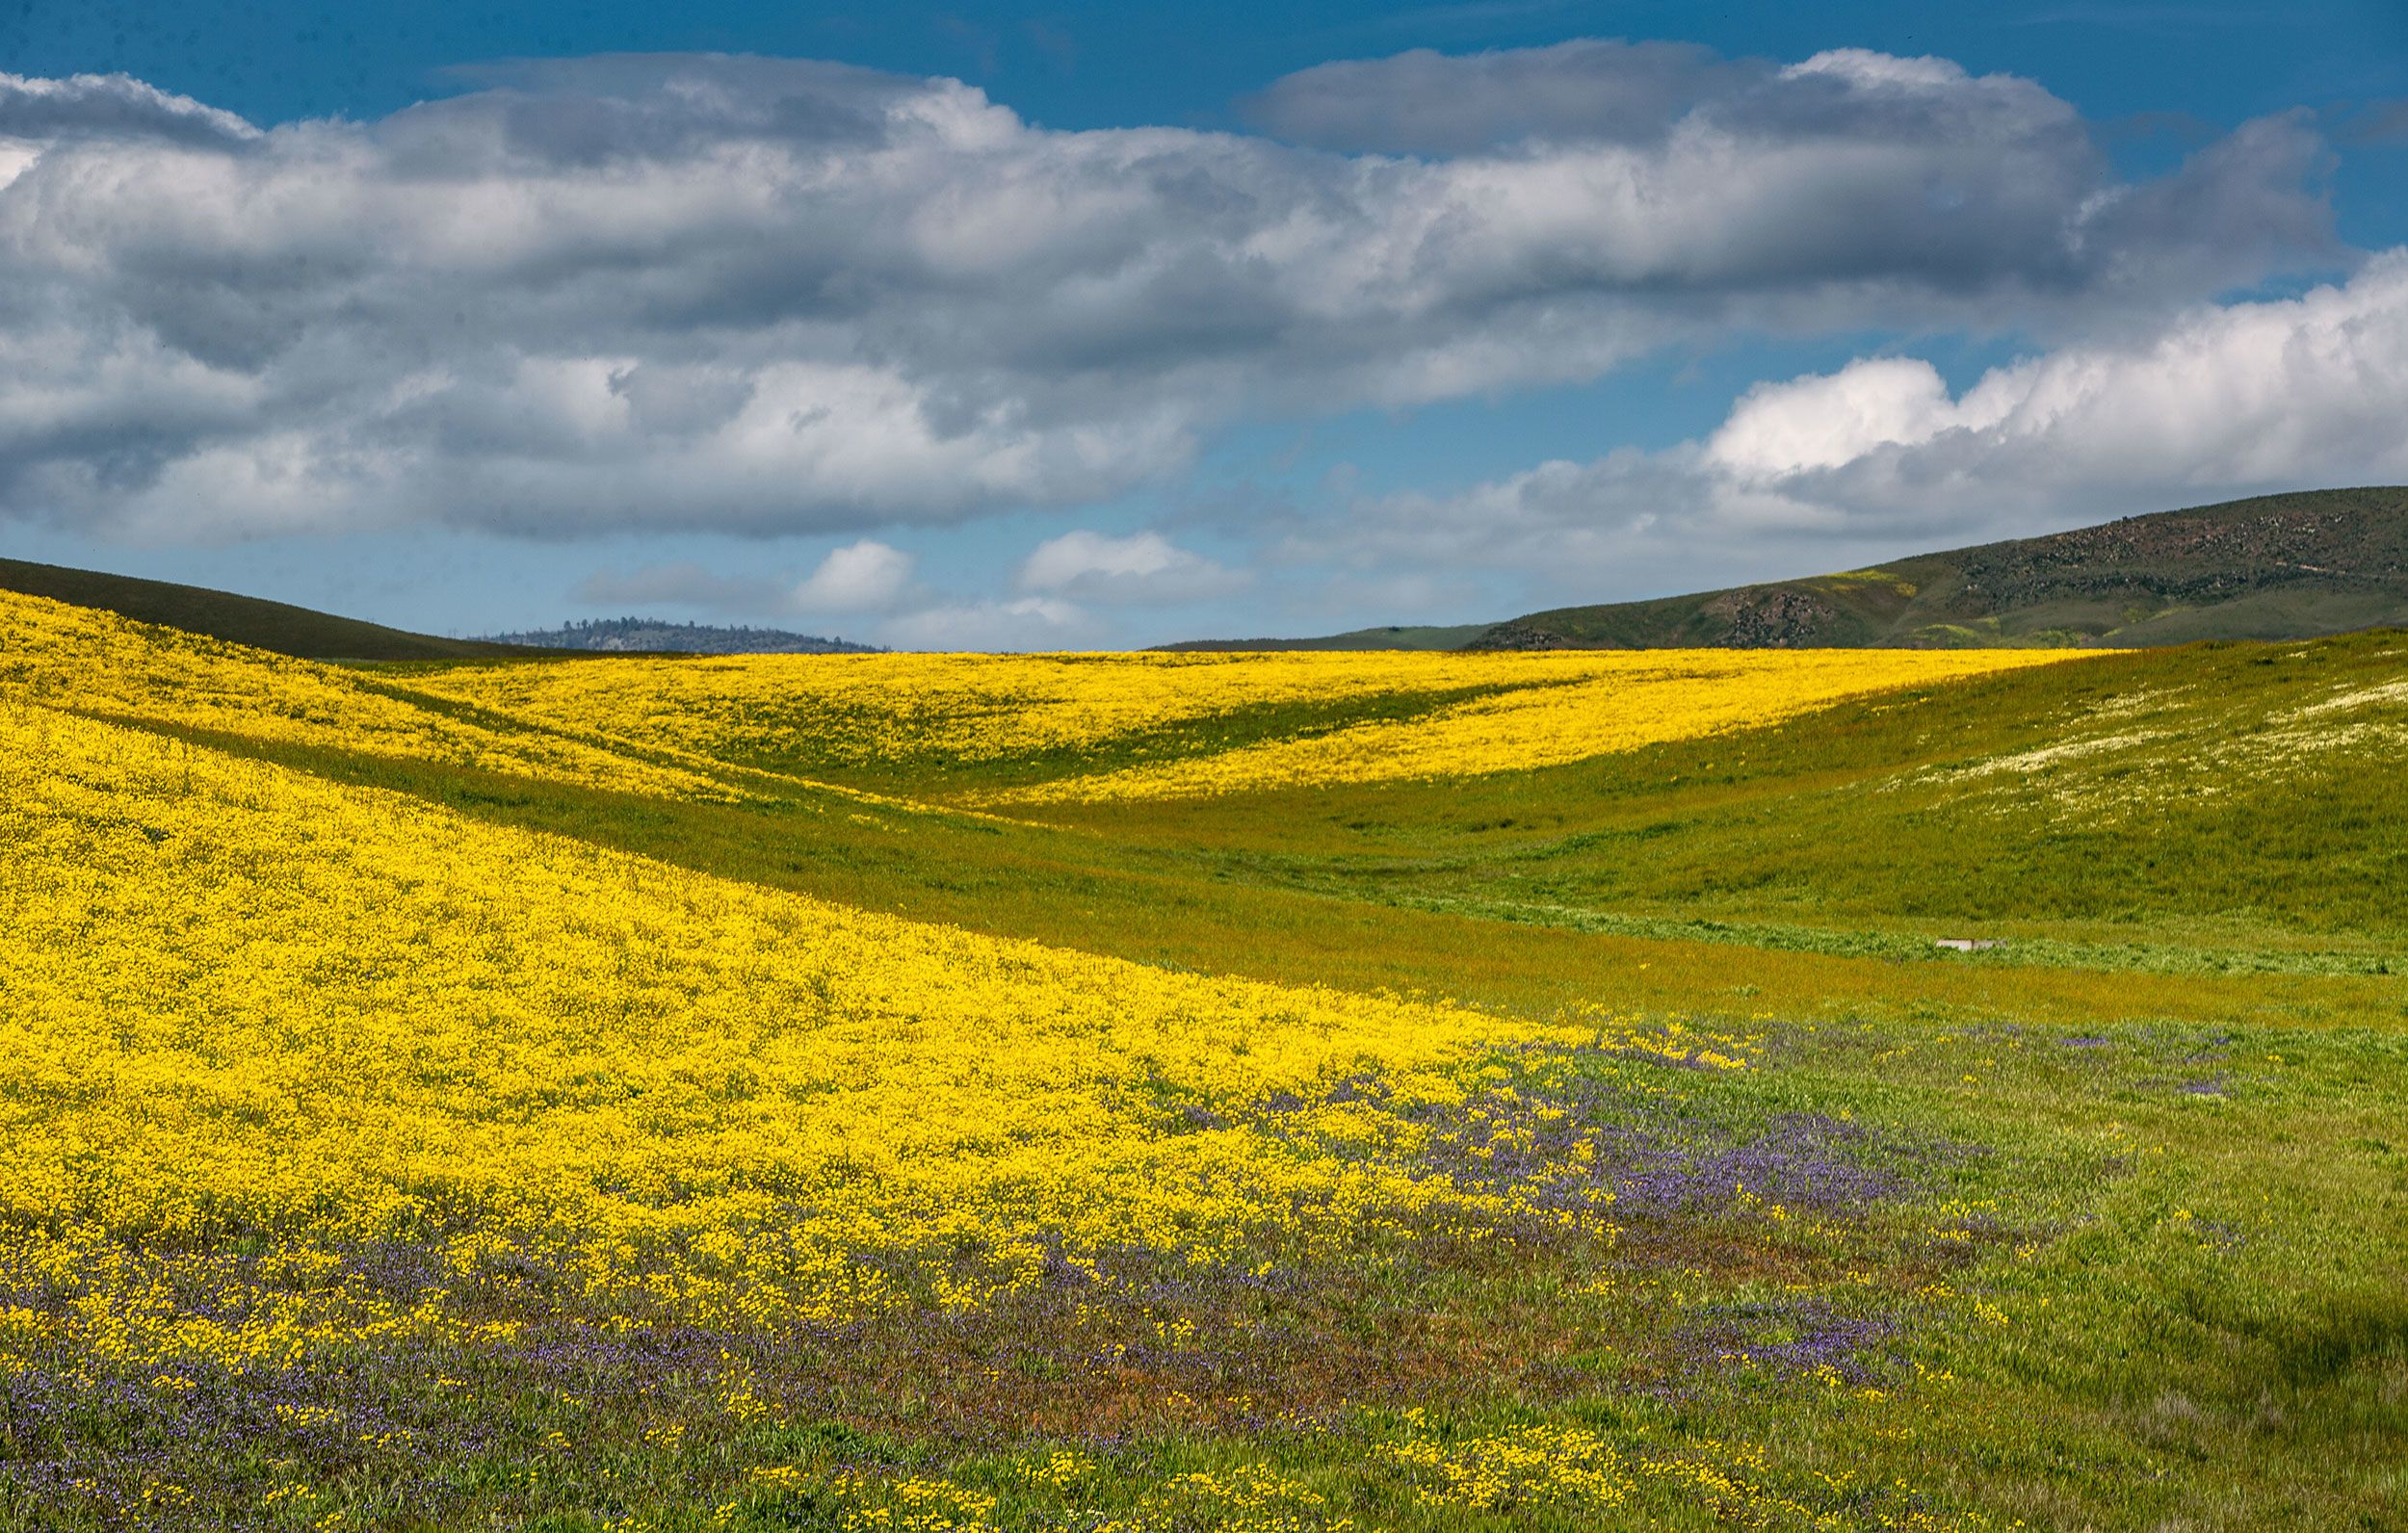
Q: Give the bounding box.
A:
[479,616,885,655]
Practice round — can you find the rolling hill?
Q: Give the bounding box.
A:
[7,581,2405,1529]
[0,556,547,661]
[1165,486,2408,651]
[1159,622,1492,653]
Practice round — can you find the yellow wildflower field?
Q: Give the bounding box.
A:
[0,590,732,800]
[20,598,2334,1532]
[415,645,2085,802]
[414,648,1531,765]
[0,698,1632,1378]
[983,648,2083,803]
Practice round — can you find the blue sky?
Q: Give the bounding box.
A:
[4,0,2406,645]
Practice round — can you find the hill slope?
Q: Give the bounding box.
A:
[0,557,545,661]
[1159,622,1490,653]
[1173,487,2408,651]
[1481,485,2408,650]
[6,585,2404,1529]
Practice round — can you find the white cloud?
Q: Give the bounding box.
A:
[0,71,259,148]
[879,595,1092,651]
[1705,357,1971,480]
[0,46,2341,541]
[1317,252,2408,600]
[573,537,917,620]
[1241,39,1747,154]
[1016,529,1245,602]
[1714,251,2408,510]
[791,538,916,613]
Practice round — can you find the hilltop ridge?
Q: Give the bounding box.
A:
[0,557,547,662]
[0,560,883,660]
[1163,487,2408,651]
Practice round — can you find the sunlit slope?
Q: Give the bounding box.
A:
[17,584,2392,994]
[19,687,1984,1530]
[12,705,2131,1533]
[6,587,2405,1530]
[0,589,735,800]
[0,701,1623,1356]
[412,646,2083,802]
[984,649,2081,804]
[1052,631,2408,959]
[0,555,542,661]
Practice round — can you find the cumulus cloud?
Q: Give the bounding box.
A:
[1723,252,2408,511]
[572,538,914,618]
[0,44,2343,541]
[1316,253,2408,597]
[1016,529,1245,603]
[880,595,1092,652]
[1241,39,1750,155]
[0,72,259,148]
[790,538,916,613]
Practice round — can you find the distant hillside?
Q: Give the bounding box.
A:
[1159,623,1489,654]
[1478,487,2408,650]
[1173,487,2408,651]
[0,558,544,662]
[486,617,882,655]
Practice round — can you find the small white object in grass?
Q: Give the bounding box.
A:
[1934,937,2005,952]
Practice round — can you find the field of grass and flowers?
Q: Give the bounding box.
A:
[1,590,2402,1531]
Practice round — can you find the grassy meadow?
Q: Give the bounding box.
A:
[1,590,2403,1531]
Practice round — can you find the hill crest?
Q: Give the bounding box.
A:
[0,557,546,662]
[1165,487,2408,651]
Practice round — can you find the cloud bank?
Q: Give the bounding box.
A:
[1315,254,2408,597]
[1017,530,1244,603]
[0,45,2342,542]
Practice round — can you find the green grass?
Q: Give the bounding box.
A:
[1029,634,2408,961]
